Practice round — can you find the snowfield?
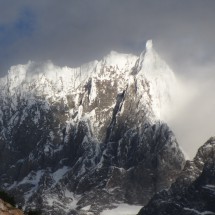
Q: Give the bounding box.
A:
[101,204,143,215]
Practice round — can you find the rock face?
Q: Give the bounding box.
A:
[0,41,185,214]
[0,199,23,215]
[138,137,215,215]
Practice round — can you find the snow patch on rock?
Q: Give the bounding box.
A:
[101,204,143,215]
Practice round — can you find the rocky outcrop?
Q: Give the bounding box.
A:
[138,137,215,215]
[0,41,185,214]
[0,199,23,215]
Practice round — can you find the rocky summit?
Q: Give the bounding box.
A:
[0,41,185,214]
[138,137,215,215]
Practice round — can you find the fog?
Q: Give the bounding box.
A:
[166,65,215,158]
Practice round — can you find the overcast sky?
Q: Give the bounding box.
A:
[0,0,215,158]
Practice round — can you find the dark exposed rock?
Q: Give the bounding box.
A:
[138,137,215,215]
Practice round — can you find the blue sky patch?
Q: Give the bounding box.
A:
[0,7,36,47]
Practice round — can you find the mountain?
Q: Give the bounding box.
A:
[138,137,215,215]
[0,40,185,214]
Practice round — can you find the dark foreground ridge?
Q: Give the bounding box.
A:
[138,137,215,215]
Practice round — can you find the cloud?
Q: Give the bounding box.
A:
[0,0,214,72]
[166,64,215,158]
[0,0,215,157]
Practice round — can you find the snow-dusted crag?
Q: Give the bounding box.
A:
[0,41,185,214]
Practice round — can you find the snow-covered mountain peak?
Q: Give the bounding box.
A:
[101,50,138,70]
[146,39,153,50]
[3,60,98,99]
[0,41,180,122]
[0,41,186,215]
